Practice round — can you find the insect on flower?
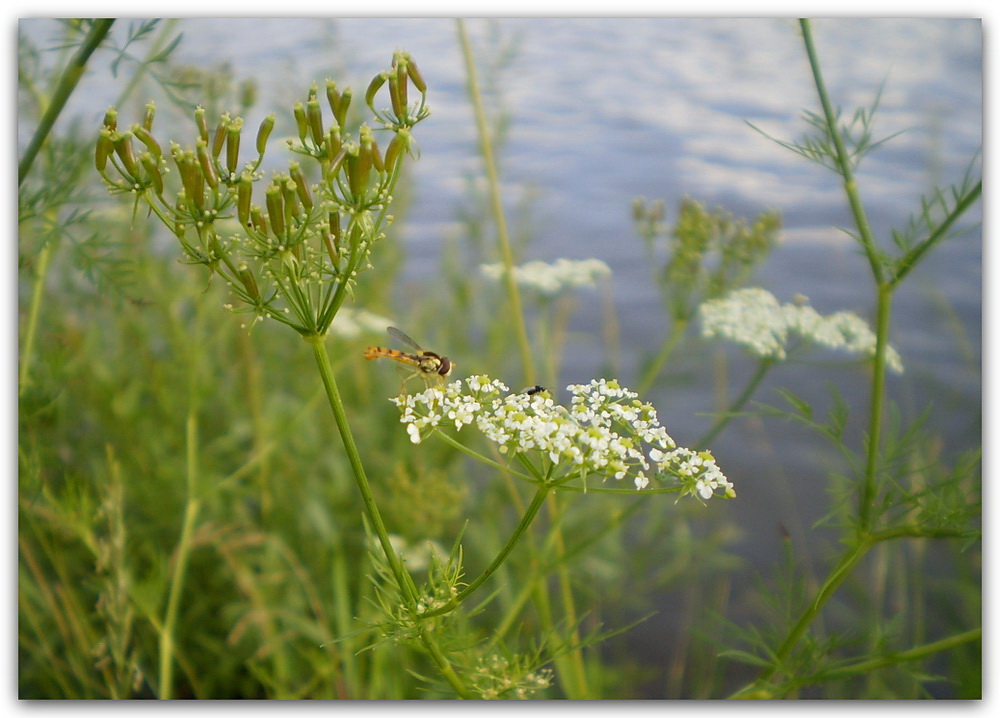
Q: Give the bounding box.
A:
[364,326,455,391]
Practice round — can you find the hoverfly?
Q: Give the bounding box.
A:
[363,326,455,391]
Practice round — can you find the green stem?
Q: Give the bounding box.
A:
[18,242,52,396]
[638,317,688,395]
[159,410,202,699]
[730,537,873,698]
[422,484,550,617]
[307,336,471,697]
[695,358,774,450]
[306,335,414,602]
[860,285,892,530]
[890,179,981,287]
[545,493,590,699]
[19,19,115,187]
[814,628,981,683]
[455,19,535,386]
[800,19,883,283]
[434,430,536,482]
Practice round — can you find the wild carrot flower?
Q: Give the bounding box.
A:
[390,376,734,499]
[699,287,904,373]
[479,258,611,297]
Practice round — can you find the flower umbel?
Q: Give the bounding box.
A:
[390,376,734,499]
[480,258,611,297]
[699,287,904,373]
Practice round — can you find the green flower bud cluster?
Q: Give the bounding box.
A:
[365,51,430,131]
[632,197,781,321]
[96,54,430,337]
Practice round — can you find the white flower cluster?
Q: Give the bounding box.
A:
[390,376,735,500]
[699,288,904,373]
[480,258,611,297]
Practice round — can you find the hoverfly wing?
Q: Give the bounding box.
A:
[386,326,424,353]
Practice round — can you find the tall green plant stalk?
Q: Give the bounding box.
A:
[455,19,535,386]
[456,19,591,698]
[729,19,981,697]
[306,335,472,698]
[799,19,889,532]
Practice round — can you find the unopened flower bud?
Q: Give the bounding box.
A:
[95,129,114,172]
[293,102,308,143]
[142,102,156,131]
[237,173,253,226]
[388,73,404,120]
[265,183,285,237]
[103,107,118,131]
[281,176,300,219]
[249,205,267,234]
[365,72,388,113]
[226,119,242,176]
[212,114,230,159]
[325,79,341,118]
[140,152,164,195]
[383,128,411,175]
[194,107,209,143]
[307,98,324,146]
[175,148,204,209]
[113,131,140,178]
[131,124,162,161]
[256,114,275,156]
[392,51,409,110]
[405,54,427,94]
[288,162,313,211]
[197,140,219,189]
[335,87,351,129]
[345,144,365,199]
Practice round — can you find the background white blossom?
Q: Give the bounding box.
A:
[699,287,904,373]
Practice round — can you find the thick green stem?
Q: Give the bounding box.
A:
[306,335,414,602]
[860,285,892,530]
[307,336,471,697]
[729,537,872,698]
[19,19,115,187]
